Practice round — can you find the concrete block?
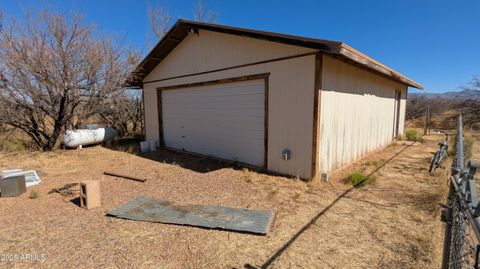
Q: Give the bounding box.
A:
[80,180,101,209]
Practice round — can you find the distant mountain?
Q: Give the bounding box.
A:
[410,89,480,101]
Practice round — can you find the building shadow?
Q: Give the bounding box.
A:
[103,137,235,173]
[138,149,240,173]
[70,197,81,207]
[105,137,291,175]
[243,142,414,269]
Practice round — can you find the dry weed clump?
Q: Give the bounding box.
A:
[293,192,301,201]
[268,188,279,200]
[306,182,316,194]
[241,168,255,183]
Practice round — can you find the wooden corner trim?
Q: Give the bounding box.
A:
[264,76,269,169]
[156,90,164,147]
[311,52,323,180]
[156,73,270,91]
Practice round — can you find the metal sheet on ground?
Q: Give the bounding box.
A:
[2,169,41,187]
[107,196,274,235]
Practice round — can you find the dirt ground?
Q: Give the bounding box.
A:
[0,134,466,268]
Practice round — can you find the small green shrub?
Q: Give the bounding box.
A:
[449,135,473,160]
[0,139,26,152]
[29,190,40,199]
[465,140,474,160]
[347,172,375,187]
[126,146,135,154]
[405,129,419,141]
[395,134,403,141]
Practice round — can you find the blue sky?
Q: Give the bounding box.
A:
[1,0,479,93]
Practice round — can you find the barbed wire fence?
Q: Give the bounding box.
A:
[441,114,480,269]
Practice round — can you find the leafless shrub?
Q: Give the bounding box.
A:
[0,10,140,150]
[193,0,217,23]
[406,95,428,120]
[406,95,450,122]
[406,76,480,130]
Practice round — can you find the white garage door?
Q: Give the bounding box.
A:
[161,79,265,167]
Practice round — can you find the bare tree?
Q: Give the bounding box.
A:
[0,10,4,31]
[406,95,452,121]
[146,0,217,44]
[406,94,429,121]
[147,2,172,39]
[125,91,144,135]
[459,77,480,129]
[99,90,143,136]
[193,0,217,23]
[0,11,140,150]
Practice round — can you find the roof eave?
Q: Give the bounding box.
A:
[129,20,423,90]
[339,45,423,89]
[128,20,188,87]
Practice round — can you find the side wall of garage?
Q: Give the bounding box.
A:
[143,30,317,178]
[317,55,408,173]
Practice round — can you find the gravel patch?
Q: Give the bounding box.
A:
[0,136,452,268]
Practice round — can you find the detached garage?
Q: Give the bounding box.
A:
[130,20,423,180]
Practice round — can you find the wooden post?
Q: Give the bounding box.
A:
[427,106,432,134]
[424,105,430,135]
[427,106,431,135]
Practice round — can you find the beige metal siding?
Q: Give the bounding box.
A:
[398,89,407,135]
[162,79,265,166]
[144,30,316,82]
[143,30,316,178]
[318,55,408,173]
[144,87,159,143]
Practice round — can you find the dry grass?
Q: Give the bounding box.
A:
[0,133,463,268]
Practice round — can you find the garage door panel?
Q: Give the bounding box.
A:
[165,139,264,163]
[163,116,264,129]
[163,110,263,118]
[164,127,264,138]
[163,105,263,111]
[165,83,262,94]
[164,129,264,142]
[164,91,264,99]
[162,79,265,167]
[169,139,264,154]
[163,87,263,99]
[163,98,264,109]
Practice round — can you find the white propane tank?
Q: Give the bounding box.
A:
[63,127,117,148]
